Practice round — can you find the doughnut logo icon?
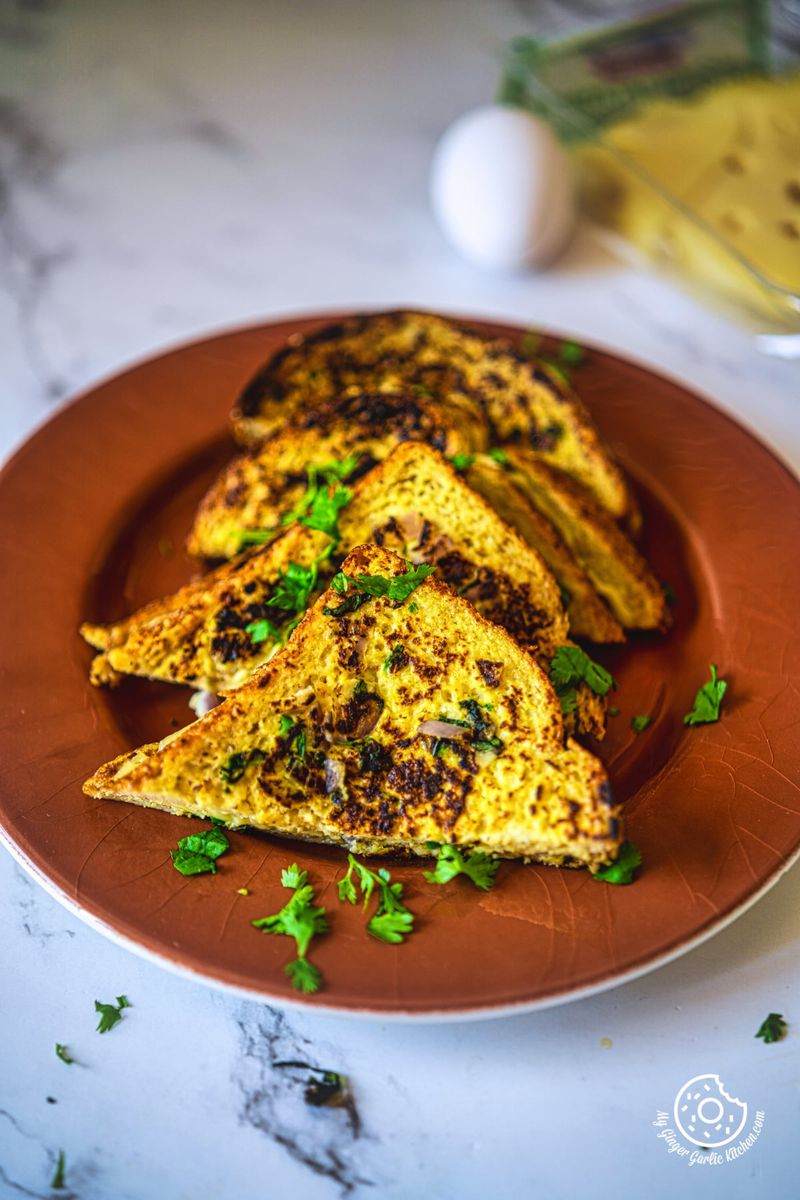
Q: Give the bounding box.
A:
[673,1074,748,1148]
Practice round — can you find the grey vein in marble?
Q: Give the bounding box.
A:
[234,1004,373,1195]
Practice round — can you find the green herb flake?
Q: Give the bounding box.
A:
[559,339,586,367]
[424,843,499,891]
[220,748,265,785]
[486,447,510,466]
[55,1043,73,1065]
[409,601,419,613]
[171,824,231,877]
[684,664,727,726]
[238,527,278,549]
[662,581,677,607]
[383,644,407,673]
[333,562,435,606]
[252,865,328,993]
[549,644,616,715]
[337,855,415,944]
[631,714,652,733]
[51,1150,66,1191]
[448,453,475,472]
[94,994,130,1034]
[593,841,641,885]
[755,1012,788,1044]
[608,706,620,717]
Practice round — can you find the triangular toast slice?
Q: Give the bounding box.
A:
[229,309,637,525]
[84,545,622,870]
[82,444,604,737]
[504,450,668,630]
[465,455,624,644]
[189,387,488,559]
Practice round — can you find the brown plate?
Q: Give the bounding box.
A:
[2,312,800,1018]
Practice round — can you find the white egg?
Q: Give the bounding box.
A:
[430,104,576,271]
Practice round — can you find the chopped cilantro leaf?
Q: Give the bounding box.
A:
[299,483,352,541]
[280,458,356,544]
[593,841,641,885]
[332,562,435,605]
[220,748,265,785]
[245,616,283,645]
[286,957,323,994]
[684,664,727,726]
[94,995,130,1034]
[55,1043,73,1065]
[238,527,278,549]
[277,716,306,761]
[281,863,307,889]
[550,645,615,714]
[408,601,419,613]
[252,867,328,993]
[486,447,510,466]
[608,706,620,717]
[631,714,652,733]
[51,1150,66,1191]
[449,453,475,471]
[266,560,319,615]
[559,339,586,367]
[337,855,415,944]
[383,644,407,673]
[178,826,229,860]
[520,330,541,356]
[755,1012,787,1044]
[424,843,499,891]
[171,824,231,877]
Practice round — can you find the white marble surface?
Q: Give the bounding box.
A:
[1,3,799,1198]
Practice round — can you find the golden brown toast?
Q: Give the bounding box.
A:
[81,525,332,693]
[83,544,622,870]
[230,309,636,524]
[80,443,605,737]
[465,455,625,645]
[189,387,488,560]
[503,451,667,631]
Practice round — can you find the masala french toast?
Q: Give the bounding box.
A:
[465,455,625,645]
[83,545,622,870]
[504,450,668,631]
[230,309,637,525]
[189,387,488,560]
[80,443,606,737]
[80,525,333,694]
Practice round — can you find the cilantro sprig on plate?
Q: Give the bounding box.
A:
[592,841,641,885]
[338,855,415,944]
[252,864,328,993]
[684,663,727,725]
[171,824,231,876]
[424,843,499,891]
[549,645,615,716]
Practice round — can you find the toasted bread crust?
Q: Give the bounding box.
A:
[84,544,622,869]
[190,389,487,559]
[230,310,637,523]
[81,445,606,737]
[505,451,668,631]
[466,456,625,644]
